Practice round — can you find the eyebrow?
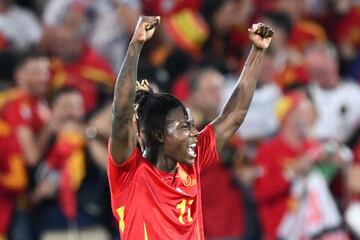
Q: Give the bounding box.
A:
[180,118,194,125]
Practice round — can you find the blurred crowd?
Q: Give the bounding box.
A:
[0,0,360,239]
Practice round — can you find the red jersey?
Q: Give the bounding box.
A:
[0,89,46,234]
[0,89,48,190]
[0,89,47,133]
[107,125,219,239]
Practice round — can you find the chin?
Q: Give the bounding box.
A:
[183,157,195,165]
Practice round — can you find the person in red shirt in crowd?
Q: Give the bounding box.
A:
[108,16,273,239]
[0,118,28,238]
[30,88,86,218]
[185,68,224,127]
[254,92,323,240]
[0,51,54,168]
[273,0,327,51]
[49,25,115,114]
[0,51,53,238]
[30,88,85,235]
[30,87,114,238]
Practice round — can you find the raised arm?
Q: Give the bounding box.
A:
[110,16,160,164]
[212,23,273,151]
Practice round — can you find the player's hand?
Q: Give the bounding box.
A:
[248,23,274,50]
[132,16,160,43]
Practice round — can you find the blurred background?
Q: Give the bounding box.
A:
[0,0,360,239]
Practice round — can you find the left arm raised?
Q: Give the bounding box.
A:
[212,23,273,151]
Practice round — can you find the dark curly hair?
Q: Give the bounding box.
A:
[134,80,188,139]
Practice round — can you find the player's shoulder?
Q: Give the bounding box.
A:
[196,124,217,149]
[109,146,156,177]
[199,124,215,137]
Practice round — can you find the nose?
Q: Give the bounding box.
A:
[190,126,199,137]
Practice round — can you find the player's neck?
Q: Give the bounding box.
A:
[144,147,177,173]
[156,156,177,173]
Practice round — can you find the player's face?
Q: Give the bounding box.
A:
[163,107,199,165]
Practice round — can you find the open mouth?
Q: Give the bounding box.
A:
[187,143,197,158]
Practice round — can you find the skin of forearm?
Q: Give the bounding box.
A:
[213,45,266,152]
[17,127,44,167]
[221,45,265,126]
[110,40,144,163]
[37,124,55,152]
[112,41,143,122]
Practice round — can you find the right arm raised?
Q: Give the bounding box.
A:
[110,16,160,164]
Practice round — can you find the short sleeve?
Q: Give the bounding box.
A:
[196,124,220,170]
[107,139,140,193]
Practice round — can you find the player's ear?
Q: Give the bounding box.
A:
[152,129,164,143]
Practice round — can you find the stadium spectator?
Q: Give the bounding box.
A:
[31,87,111,240]
[254,92,315,239]
[48,25,115,114]
[254,92,348,240]
[202,0,255,72]
[259,11,310,91]
[277,0,327,51]
[0,51,52,168]
[305,42,360,143]
[185,67,224,128]
[0,50,52,239]
[42,0,140,71]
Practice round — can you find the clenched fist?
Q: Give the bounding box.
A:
[131,16,161,43]
[248,23,274,50]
